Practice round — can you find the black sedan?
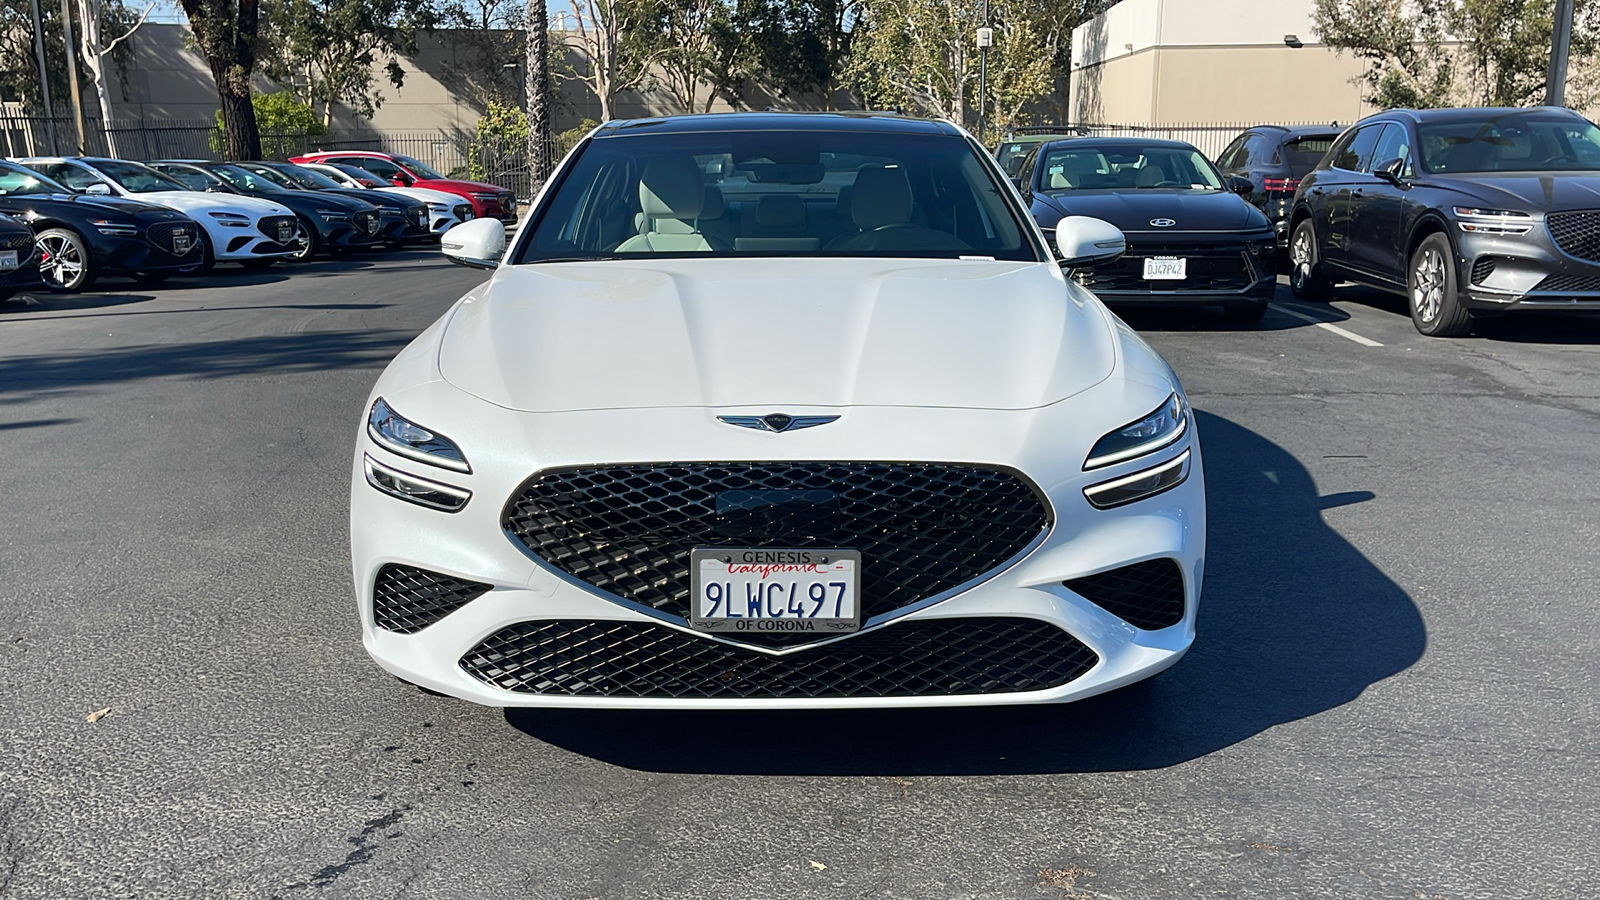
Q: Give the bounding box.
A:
[0,160,200,291]
[149,161,384,261]
[1015,137,1277,321]
[233,162,432,247]
[1289,106,1600,336]
[1215,124,1342,249]
[0,212,42,301]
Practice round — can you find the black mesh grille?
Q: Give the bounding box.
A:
[1547,211,1600,262]
[354,210,380,235]
[1076,244,1254,294]
[459,617,1099,698]
[502,462,1050,624]
[1469,256,1497,284]
[145,221,194,255]
[0,230,33,252]
[373,564,492,634]
[1534,273,1600,292]
[453,204,473,220]
[257,215,298,240]
[1064,558,1186,630]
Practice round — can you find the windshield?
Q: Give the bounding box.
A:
[265,164,344,190]
[393,155,447,180]
[1038,143,1225,191]
[1281,135,1339,177]
[153,164,225,191]
[518,130,1037,263]
[332,164,387,186]
[95,159,189,193]
[0,163,72,195]
[211,164,288,192]
[1419,112,1600,173]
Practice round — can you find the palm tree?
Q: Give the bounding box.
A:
[526,0,553,187]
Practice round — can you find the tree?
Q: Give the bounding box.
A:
[1313,0,1600,108]
[177,0,264,160]
[561,0,662,121]
[740,0,859,108]
[656,0,749,113]
[259,0,438,127]
[212,89,326,157]
[74,0,156,155]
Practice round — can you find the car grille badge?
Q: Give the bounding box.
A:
[718,414,840,433]
[1150,218,1176,227]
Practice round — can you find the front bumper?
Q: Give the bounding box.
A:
[1078,233,1276,307]
[1457,225,1600,313]
[350,384,1205,709]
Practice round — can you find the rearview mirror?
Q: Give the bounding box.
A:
[441,217,505,270]
[1054,216,1125,268]
[83,183,111,195]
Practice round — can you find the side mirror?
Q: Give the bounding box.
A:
[1225,175,1254,195]
[1053,216,1125,268]
[391,176,412,187]
[83,182,112,195]
[441,217,505,270]
[1374,157,1406,184]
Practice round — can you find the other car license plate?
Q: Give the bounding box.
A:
[172,231,192,255]
[0,250,16,270]
[1143,257,1187,280]
[278,222,294,243]
[690,548,861,634]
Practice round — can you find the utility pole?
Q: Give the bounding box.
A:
[977,0,992,146]
[61,0,88,154]
[1547,0,1575,106]
[28,0,59,154]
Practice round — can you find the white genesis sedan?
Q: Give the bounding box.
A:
[352,113,1204,708]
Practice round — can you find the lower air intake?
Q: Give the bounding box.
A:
[459,617,1098,698]
[1064,558,1186,630]
[373,564,491,634]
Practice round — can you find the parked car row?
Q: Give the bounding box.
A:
[0,150,516,296]
[995,105,1600,336]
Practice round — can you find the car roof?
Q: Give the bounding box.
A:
[1362,106,1585,125]
[1034,136,1201,152]
[591,111,961,138]
[1246,124,1344,138]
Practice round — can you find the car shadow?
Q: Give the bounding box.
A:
[1323,283,1600,343]
[1,291,157,314]
[502,411,1426,775]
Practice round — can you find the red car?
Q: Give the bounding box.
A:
[287,151,517,223]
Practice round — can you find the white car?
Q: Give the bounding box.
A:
[16,157,299,269]
[297,162,474,236]
[352,113,1204,709]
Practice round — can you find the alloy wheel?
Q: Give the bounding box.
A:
[1412,246,1445,323]
[38,233,86,290]
[290,222,315,261]
[1290,227,1312,290]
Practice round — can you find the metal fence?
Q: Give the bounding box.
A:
[1011,121,1343,159]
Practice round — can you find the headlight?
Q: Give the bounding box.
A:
[207,211,250,227]
[1247,234,1276,256]
[470,192,496,201]
[428,203,449,213]
[1452,207,1534,235]
[88,218,138,236]
[317,208,349,222]
[1084,450,1191,509]
[364,455,470,512]
[367,398,470,472]
[1084,393,1188,470]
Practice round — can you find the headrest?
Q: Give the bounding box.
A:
[851,166,913,230]
[639,157,703,219]
[755,194,806,229]
[834,185,854,220]
[1136,165,1166,187]
[700,185,724,220]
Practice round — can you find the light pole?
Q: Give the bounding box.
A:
[977,15,992,146]
[1547,0,1575,106]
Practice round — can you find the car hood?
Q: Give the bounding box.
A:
[418,178,505,194]
[261,189,375,213]
[324,188,406,209]
[0,193,185,220]
[1037,189,1270,233]
[1425,172,1600,212]
[438,258,1116,412]
[140,190,293,217]
[379,186,464,206]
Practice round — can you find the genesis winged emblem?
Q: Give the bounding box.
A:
[717,413,840,433]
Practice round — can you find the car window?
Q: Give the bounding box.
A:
[520,130,1038,262]
[1281,134,1339,177]
[1419,111,1600,173]
[0,163,71,195]
[1216,135,1247,170]
[334,165,388,186]
[1038,143,1225,191]
[393,155,447,180]
[349,157,408,182]
[33,162,104,191]
[1370,124,1414,177]
[154,164,221,191]
[93,160,189,192]
[271,165,344,190]
[1017,146,1040,187]
[1330,125,1383,173]
[208,164,282,192]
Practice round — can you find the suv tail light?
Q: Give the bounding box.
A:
[1262,177,1300,193]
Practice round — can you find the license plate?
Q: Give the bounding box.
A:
[277,223,294,243]
[172,231,192,255]
[690,548,861,634]
[1143,257,1187,280]
[0,250,16,271]
[461,211,474,220]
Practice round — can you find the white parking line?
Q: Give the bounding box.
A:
[1271,303,1384,347]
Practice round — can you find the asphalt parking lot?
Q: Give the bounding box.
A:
[1,252,1596,899]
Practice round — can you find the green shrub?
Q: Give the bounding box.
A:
[211,92,330,159]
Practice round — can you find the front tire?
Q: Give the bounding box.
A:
[1289,219,1333,301]
[1408,233,1472,336]
[178,231,215,274]
[1224,301,1269,324]
[289,218,319,262]
[36,228,96,292]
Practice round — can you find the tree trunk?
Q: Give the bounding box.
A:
[213,61,262,160]
[179,0,262,160]
[526,0,552,185]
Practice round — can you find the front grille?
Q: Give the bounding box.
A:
[257,215,297,241]
[497,191,515,209]
[372,564,492,633]
[502,462,1050,624]
[1533,273,1600,292]
[0,230,33,253]
[1077,243,1254,293]
[145,222,194,255]
[459,617,1099,698]
[453,204,473,220]
[1546,211,1600,262]
[409,205,428,228]
[1064,558,1185,630]
[354,211,380,235]
[1470,256,1497,284]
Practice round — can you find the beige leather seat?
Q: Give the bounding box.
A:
[826,166,970,252]
[735,195,820,251]
[617,158,725,252]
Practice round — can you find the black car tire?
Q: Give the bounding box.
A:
[35,228,96,292]
[1224,301,1269,324]
[1408,232,1472,337]
[289,218,319,262]
[1289,219,1333,301]
[178,231,215,274]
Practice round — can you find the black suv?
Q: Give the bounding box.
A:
[1289,107,1600,335]
[1215,125,1341,248]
